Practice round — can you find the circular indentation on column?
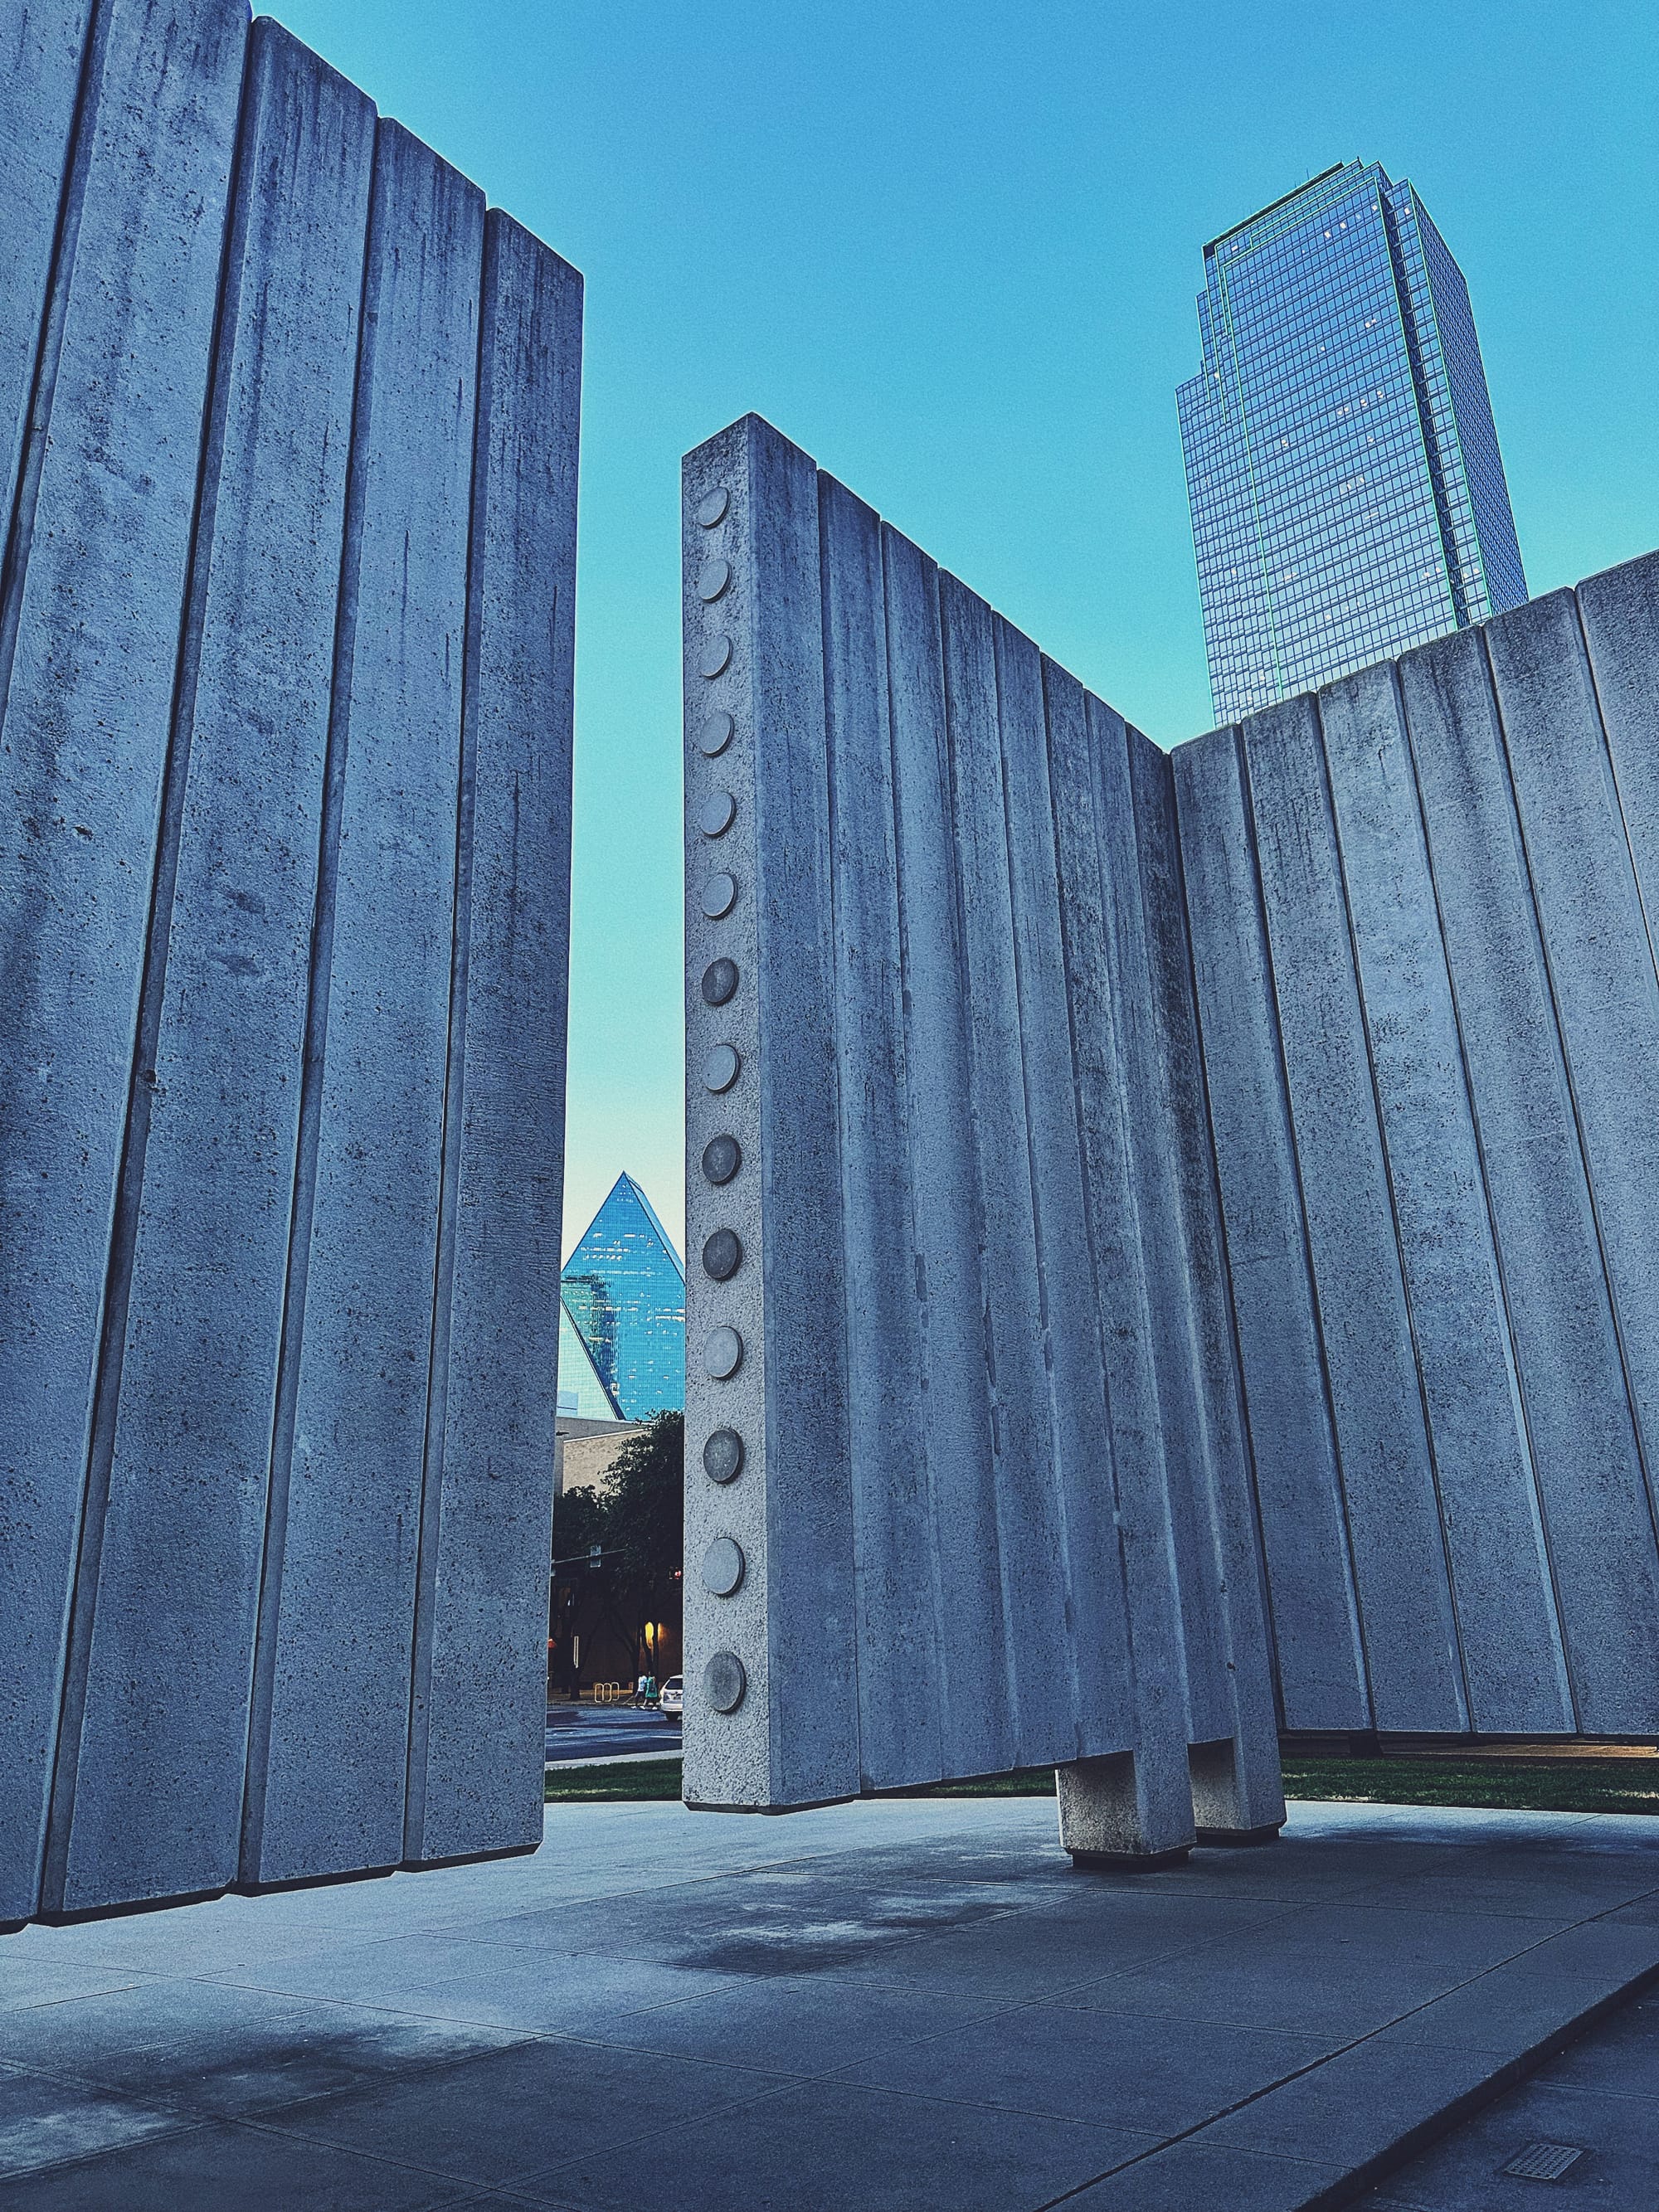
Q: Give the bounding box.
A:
[701,1537,745,1597]
[700,872,737,919]
[702,1134,742,1185]
[698,789,737,839]
[703,1325,743,1379]
[698,635,732,679]
[698,710,735,757]
[704,1650,747,1712]
[703,1228,742,1281]
[703,1043,741,1093]
[703,1427,745,1484]
[701,957,738,1008]
[697,557,732,603]
[696,488,729,528]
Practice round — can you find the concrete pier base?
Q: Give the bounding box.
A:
[1055,1752,1196,1869]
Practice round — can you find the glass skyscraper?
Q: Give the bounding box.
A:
[1177,161,1525,724]
[561,1173,686,1419]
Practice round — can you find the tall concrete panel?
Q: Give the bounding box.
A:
[1,0,580,1928]
[682,416,1283,1852]
[46,20,372,1917]
[818,478,938,1791]
[1579,550,1659,950]
[1170,558,1659,1742]
[681,416,859,1816]
[1174,730,1369,1732]
[241,119,484,1889]
[2,0,249,1929]
[882,527,1013,1784]
[1241,698,1468,1733]
[1399,622,1659,1732]
[1319,664,1570,1734]
[402,212,582,1869]
[1485,594,1659,1505]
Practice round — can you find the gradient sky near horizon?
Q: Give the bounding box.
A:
[268,0,1657,1263]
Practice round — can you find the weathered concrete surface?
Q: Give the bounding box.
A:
[401,211,582,1869]
[0,0,580,1926]
[0,1797,1653,2210]
[2,0,250,1930]
[1175,555,1659,1741]
[46,14,373,1923]
[682,418,1282,1847]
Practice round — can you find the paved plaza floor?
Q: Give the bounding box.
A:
[0,1796,1655,2209]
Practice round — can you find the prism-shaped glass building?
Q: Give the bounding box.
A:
[1178,160,1526,722]
[561,1173,686,1417]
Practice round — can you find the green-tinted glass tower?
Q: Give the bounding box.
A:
[561,1173,685,1418]
[1178,161,1525,723]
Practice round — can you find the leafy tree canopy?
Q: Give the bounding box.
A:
[550,1411,684,1616]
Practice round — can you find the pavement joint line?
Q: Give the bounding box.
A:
[8,1808,1657,2203]
[230,2039,803,2190]
[1024,1920,1659,2211]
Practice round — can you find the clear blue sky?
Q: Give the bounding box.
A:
[269,0,1657,1261]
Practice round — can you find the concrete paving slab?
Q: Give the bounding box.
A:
[0,1978,525,2118]
[0,2119,480,2209]
[0,1799,1656,2206]
[0,2064,189,2182]
[250,2037,780,2192]
[1065,2140,1349,2210]
[515,2078,1157,2212]
[1047,1898,1559,2038]
[207,1941,749,2037]
[832,2004,1332,2135]
[554,1974,1019,2079]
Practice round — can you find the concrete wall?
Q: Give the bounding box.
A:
[680,416,1281,1824]
[681,417,1659,1793]
[1176,556,1659,1740]
[0,0,581,1927]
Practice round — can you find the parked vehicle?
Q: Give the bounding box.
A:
[659,1675,684,1715]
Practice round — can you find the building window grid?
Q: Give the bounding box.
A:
[1180,158,1524,722]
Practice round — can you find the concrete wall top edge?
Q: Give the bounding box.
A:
[250,10,583,271]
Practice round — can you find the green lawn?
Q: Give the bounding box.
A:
[547,1753,1659,1817]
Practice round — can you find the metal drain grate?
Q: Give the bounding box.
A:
[1500,2141,1586,2182]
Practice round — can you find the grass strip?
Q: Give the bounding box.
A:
[547,1754,1659,1816]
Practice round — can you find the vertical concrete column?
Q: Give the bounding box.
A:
[941,585,1077,1772]
[1044,671,1195,1863]
[997,629,1129,1771]
[401,211,583,1868]
[2,0,248,1927]
[1243,698,1468,1732]
[1126,729,1284,1841]
[1172,727,1370,1734]
[43,22,373,1918]
[1320,664,1571,1734]
[0,0,94,516]
[1579,551,1659,931]
[883,527,1014,1785]
[817,478,940,1791]
[681,416,859,1813]
[241,121,484,1887]
[1399,623,1659,1733]
[1486,593,1659,1563]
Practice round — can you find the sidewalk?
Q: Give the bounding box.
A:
[0,1797,1655,2209]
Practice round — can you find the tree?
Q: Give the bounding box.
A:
[605,1411,684,1680]
[551,1482,607,1563]
[547,1414,684,1685]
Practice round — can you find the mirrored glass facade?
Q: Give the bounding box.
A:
[561,1173,686,1417]
[557,1297,623,1420]
[1178,161,1525,723]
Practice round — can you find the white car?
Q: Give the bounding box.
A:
[659,1675,684,1715]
